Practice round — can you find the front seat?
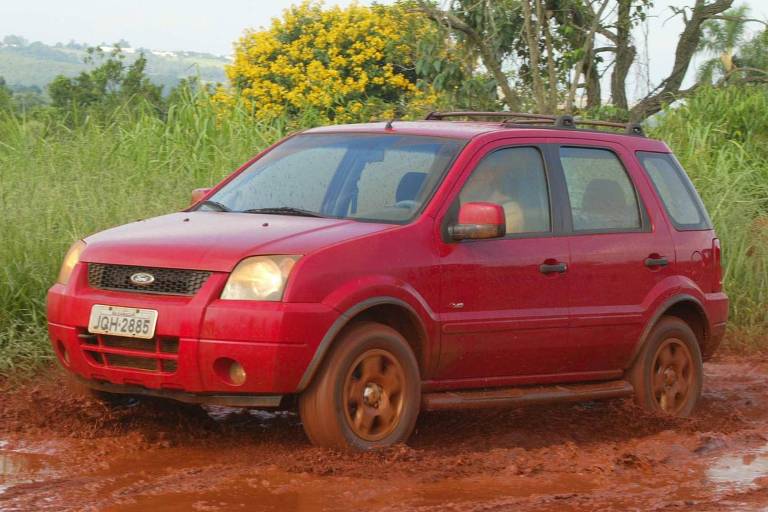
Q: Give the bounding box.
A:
[395,172,427,203]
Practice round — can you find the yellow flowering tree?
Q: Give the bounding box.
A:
[218,1,435,122]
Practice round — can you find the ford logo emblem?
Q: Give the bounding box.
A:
[130,272,155,286]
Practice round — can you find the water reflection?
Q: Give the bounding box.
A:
[0,443,54,496]
[0,452,28,494]
[708,443,768,493]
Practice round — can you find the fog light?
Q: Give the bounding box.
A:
[214,357,247,386]
[228,361,246,386]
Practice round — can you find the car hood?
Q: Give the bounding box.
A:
[82,212,395,272]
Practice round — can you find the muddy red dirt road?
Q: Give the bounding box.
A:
[1,355,767,511]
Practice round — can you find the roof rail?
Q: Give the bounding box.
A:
[424,111,645,137]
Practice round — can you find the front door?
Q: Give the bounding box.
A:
[435,143,572,384]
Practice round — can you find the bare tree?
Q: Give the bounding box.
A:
[417,0,738,120]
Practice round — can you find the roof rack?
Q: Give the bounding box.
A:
[424,111,645,137]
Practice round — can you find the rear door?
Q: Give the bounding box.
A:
[553,141,676,372]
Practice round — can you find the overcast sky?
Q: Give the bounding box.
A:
[2,0,764,99]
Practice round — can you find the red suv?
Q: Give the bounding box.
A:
[47,112,728,450]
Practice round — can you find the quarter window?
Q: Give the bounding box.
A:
[560,147,641,231]
[459,147,550,235]
[637,151,712,230]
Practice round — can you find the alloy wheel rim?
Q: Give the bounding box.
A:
[343,349,405,441]
[651,338,694,414]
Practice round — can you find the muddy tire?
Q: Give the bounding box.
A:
[299,321,421,451]
[629,316,703,417]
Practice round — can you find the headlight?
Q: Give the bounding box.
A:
[221,255,300,301]
[57,240,87,285]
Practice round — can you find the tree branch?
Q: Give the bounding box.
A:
[566,0,611,112]
[630,0,734,120]
[709,15,768,27]
[415,2,521,110]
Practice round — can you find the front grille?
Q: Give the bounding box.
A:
[79,330,180,374]
[102,335,155,353]
[88,263,211,296]
[105,353,158,371]
[101,335,180,354]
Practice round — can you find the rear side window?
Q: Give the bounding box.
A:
[559,147,641,232]
[637,152,712,230]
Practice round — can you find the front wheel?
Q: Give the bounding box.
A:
[629,316,703,417]
[299,322,421,450]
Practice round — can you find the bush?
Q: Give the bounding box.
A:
[215,1,453,122]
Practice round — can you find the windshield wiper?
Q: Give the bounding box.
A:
[198,200,232,212]
[241,207,326,218]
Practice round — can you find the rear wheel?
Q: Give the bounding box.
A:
[299,322,420,450]
[629,317,703,417]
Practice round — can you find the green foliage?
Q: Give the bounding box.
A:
[648,85,768,344]
[739,28,768,73]
[697,7,767,84]
[48,48,163,116]
[0,85,766,374]
[698,6,751,55]
[409,18,499,111]
[0,90,285,375]
[0,38,227,94]
[0,76,11,111]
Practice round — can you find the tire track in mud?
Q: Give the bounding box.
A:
[0,355,766,511]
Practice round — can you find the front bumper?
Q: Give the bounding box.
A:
[47,263,338,399]
[79,376,283,407]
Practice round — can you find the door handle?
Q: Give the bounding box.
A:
[644,257,669,268]
[539,262,567,274]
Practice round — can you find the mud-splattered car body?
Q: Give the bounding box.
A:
[47,114,728,449]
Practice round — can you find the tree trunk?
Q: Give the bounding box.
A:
[539,1,559,113]
[522,0,547,113]
[584,59,602,109]
[610,0,636,110]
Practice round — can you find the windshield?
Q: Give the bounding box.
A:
[201,133,464,222]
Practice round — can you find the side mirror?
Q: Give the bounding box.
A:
[191,187,212,205]
[449,202,506,241]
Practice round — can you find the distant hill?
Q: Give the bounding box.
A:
[0,36,229,95]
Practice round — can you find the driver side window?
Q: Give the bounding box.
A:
[459,147,551,235]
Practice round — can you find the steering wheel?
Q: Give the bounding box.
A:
[393,200,417,209]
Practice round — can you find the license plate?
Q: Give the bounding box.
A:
[88,305,158,339]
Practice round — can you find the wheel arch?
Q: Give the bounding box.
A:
[628,294,712,369]
[296,297,429,392]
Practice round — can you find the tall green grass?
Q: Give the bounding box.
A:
[648,86,768,343]
[0,95,286,373]
[0,86,766,374]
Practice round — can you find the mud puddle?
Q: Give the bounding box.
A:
[1,356,767,511]
[709,442,768,493]
[0,441,58,498]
